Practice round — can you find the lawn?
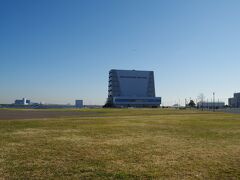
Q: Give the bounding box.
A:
[0,108,239,179]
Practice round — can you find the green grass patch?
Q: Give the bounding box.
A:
[0,108,240,179]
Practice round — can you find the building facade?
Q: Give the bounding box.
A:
[229,93,240,108]
[106,69,161,108]
[197,101,225,109]
[75,100,83,108]
[14,98,30,105]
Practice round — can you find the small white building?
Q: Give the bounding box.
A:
[75,100,83,108]
[15,98,30,105]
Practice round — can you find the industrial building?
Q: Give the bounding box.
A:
[197,101,225,109]
[105,69,161,108]
[229,92,240,108]
[14,98,30,105]
[75,100,83,108]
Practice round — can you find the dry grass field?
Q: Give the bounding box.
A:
[0,108,240,179]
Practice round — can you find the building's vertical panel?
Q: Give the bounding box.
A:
[107,70,121,106]
[147,71,155,97]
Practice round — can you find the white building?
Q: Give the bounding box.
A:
[106,69,161,108]
[14,98,30,105]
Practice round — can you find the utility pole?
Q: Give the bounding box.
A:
[213,92,215,112]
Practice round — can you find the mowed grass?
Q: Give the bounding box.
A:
[0,109,240,179]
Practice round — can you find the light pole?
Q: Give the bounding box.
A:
[213,92,215,112]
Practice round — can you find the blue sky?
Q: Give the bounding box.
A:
[1,0,240,105]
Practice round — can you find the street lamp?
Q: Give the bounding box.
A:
[213,92,215,112]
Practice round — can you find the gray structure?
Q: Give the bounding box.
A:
[75,100,83,108]
[229,93,240,108]
[15,98,30,105]
[106,69,161,108]
[197,101,225,109]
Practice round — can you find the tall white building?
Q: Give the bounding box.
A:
[106,69,161,108]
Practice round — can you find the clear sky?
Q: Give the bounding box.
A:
[1,0,240,105]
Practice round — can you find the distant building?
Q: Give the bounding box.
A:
[228,92,240,108]
[75,100,83,108]
[105,69,161,108]
[197,101,225,109]
[14,98,30,105]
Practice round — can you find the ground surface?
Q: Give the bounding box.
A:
[0,108,239,179]
[0,109,102,120]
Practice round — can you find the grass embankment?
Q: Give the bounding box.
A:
[0,108,239,179]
